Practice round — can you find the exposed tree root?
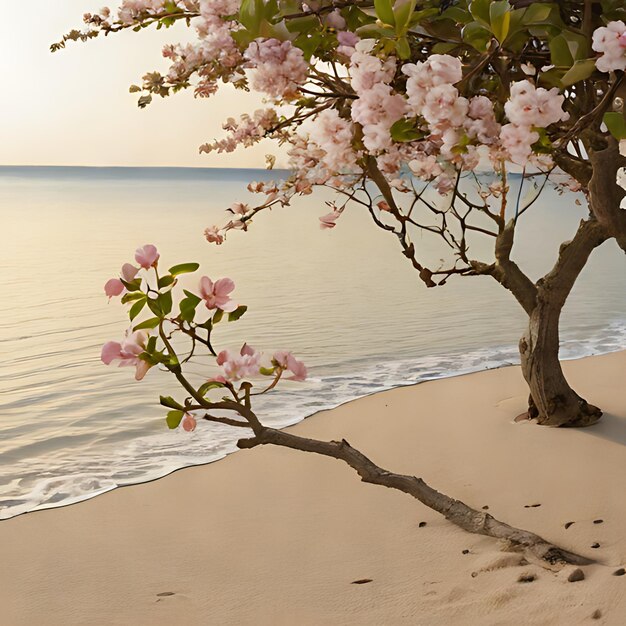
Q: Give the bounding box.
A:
[238,427,592,570]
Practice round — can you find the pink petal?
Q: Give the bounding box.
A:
[214,277,235,297]
[135,359,151,381]
[217,298,238,313]
[101,341,122,365]
[121,263,139,282]
[240,343,256,357]
[135,244,160,269]
[182,414,197,432]
[199,276,213,299]
[104,278,125,298]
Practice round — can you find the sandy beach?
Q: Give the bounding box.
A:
[2,350,625,625]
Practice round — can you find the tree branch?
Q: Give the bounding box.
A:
[238,426,592,569]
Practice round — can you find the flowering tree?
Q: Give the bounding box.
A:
[101,243,592,567]
[56,0,626,428]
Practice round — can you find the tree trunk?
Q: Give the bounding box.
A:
[519,298,602,427]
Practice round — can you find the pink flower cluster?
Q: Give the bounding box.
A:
[306,109,358,173]
[217,344,261,381]
[501,81,568,165]
[593,21,626,73]
[244,38,308,99]
[350,42,407,151]
[103,245,159,299]
[199,109,278,155]
[101,331,151,381]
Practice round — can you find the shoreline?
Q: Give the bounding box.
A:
[2,350,626,624]
[3,342,626,523]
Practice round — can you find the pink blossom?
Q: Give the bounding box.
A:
[319,212,340,229]
[273,351,308,381]
[216,344,261,381]
[244,38,308,99]
[593,21,626,73]
[101,331,151,381]
[135,244,160,269]
[199,276,237,312]
[181,413,197,432]
[121,263,139,282]
[204,225,224,245]
[104,278,125,299]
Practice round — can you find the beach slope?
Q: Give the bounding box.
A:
[2,351,625,625]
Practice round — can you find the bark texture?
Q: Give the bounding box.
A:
[237,427,592,569]
[518,219,608,426]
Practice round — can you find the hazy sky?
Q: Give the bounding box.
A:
[0,0,271,167]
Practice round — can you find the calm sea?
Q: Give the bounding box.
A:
[1,166,625,520]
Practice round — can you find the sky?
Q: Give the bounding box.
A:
[0,0,271,168]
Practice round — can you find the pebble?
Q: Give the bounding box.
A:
[613,568,625,577]
[462,549,470,555]
[593,519,604,524]
[591,609,602,620]
[591,543,600,549]
[564,521,575,529]
[567,568,585,583]
[517,573,536,583]
[351,579,373,585]
[524,503,541,508]
[419,521,427,528]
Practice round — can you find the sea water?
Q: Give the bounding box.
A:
[1,166,624,519]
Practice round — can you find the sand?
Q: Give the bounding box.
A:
[1,351,625,625]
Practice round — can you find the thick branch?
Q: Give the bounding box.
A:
[541,218,609,306]
[587,140,626,253]
[471,220,538,315]
[238,427,591,569]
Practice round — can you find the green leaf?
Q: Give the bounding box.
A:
[157,290,173,316]
[166,410,184,430]
[522,3,552,24]
[129,298,147,321]
[603,112,626,140]
[198,380,226,396]
[147,297,163,317]
[228,305,248,322]
[395,36,411,59]
[560,58,596,87]
[489,0,511,42]
[146,336,157,353]
[133,317,160,331]
[180,295,201,323]
[390,118,423,142]
[158,274,176,289]
[169,262,200,276]
[121,278,142,292]
[212,309,224,324]
[160,396,184,410]
[121,291,146,304]
[469,0,491,26]
[549,34,574,67]
[259,366,276,376]
[374,0,395,26]
[393,0,416,32]
[462,21,492,52]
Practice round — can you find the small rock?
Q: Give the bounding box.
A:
[482,505,489,510]
[462,549,470,555]
[351,579,372,585]
[593,519,604,525]
[591,542,600,549]
[564,521,575,530]
[156,592,175,597]
[418,521,427,528]
[591,609,602,620]
[471,571,478,578]
[567,568,585,583]
[613,568,625,577]
[524,503,541,508]
[517,573,536,583]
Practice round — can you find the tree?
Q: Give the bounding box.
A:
[100,244,591,568]
[56,0,626,427]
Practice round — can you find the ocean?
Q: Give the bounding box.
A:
[1,165,625,520]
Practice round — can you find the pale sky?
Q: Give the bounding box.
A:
[0,0,272,167]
